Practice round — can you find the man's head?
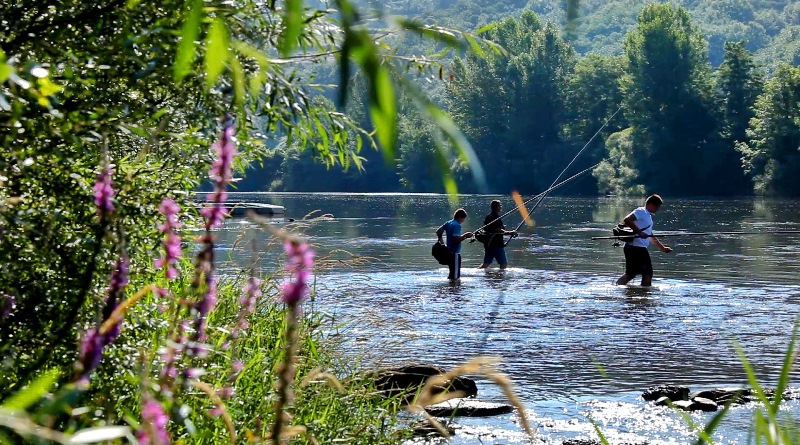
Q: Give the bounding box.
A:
[645,194,664,213]
[490,200,502,212]
[453,208,468,223]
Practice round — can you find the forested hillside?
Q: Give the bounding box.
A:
[383,0,800,66]
[241,1,800,197]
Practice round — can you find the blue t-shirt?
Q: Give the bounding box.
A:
[445,219,463,253]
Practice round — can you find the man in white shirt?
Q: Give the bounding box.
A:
[616,194,673,287]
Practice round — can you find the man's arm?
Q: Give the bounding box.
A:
[454,232,474,243]
[623,212,648,239]
[489,218,517,236]
[436,224,446,242]
[650,236,673,253]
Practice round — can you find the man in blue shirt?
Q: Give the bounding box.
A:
[436,208,474,281]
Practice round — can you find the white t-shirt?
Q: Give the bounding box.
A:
[627,206,654,248]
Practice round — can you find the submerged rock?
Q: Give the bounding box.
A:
[411,420,455,438]
[424,398,514,417]
[374,364,478,401]
[690,397,719,412]
[657,396,718,412]
[642,385,690,402]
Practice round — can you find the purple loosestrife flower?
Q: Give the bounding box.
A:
[155,198,182,279]
[192,273,217,344]
[201,122,236,229]
[93,164,115,217]
[232,277,261,337]
[137,399,171,445]
[281,241,315,306]
[75,254,129,382]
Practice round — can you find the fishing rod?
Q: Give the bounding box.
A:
[471,160,603,236]
[591,230,800,240]
[504,105,624,245]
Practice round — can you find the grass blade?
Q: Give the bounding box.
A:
[771,317,800,415]
[693,398,734,445]
[2,369,60,411]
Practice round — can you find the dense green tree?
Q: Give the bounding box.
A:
[714,41,763,193]
[563,54,627,194]
[592,128,645,195]
[447,10,576,193]
[620,3,721,195]
[738,64,800,196]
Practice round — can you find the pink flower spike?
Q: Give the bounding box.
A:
[138,399,171,445]
[155,198,182,280]
[280,240,314,306]
[202,120,237,229]
[93,164,115,217]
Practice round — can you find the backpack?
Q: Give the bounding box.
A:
[612,223,651,243]
[431,241,451,265]
[474,230,491,246]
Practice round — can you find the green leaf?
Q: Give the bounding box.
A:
[474,23,498,35]
[314,119,329,153]
[368,63,397,159]
[37,77,63,96]
[2,369,60,411]
[174,0,204,83]
[230,56,246,115]
[464,35,486,58]
[204,18,230,87]
[279,0,304,57]
[0,64,13,84]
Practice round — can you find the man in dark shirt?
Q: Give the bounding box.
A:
[479,200,517,269]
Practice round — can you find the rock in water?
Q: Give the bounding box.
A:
[563,439,649,445]
[424,398,514,417]
[562,440,601,445]
[374,364,478,401]
[642,385,690,402]
[690,397,719,412]
[690,388,753,405]
[654,396,670,407]
[672,400,694,411]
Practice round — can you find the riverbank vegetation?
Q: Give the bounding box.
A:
[3,0,800,443]
[0,0,506,441]
[252,1,800,197]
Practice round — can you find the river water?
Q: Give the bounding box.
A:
[214,193,800,444]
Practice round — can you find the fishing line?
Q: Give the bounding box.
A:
[510,105,624,234]
[471,160,603,235]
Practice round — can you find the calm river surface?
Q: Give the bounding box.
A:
[214,193,800,444]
